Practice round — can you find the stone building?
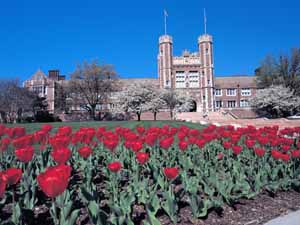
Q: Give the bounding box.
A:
[23,69,65,113]
[157,31,256,113]
[24,31,256,114]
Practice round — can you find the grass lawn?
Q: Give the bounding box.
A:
[5,120,204,133]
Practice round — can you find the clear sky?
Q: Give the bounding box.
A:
[1,0,299,80]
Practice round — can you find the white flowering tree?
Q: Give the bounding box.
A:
[250,85,300,118]
[160,89,194,120]
[144,89,166,120]
[116,83,155,121]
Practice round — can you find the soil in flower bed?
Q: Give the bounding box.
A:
[158,190,300,225]
[2,190,299,225]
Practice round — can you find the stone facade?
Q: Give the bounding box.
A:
[24,33,257,114]
[23,69,65,113]
[157,32,256,113]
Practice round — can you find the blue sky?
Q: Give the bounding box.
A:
[1,0,299,80]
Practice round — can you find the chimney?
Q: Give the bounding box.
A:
[48,70,60,80]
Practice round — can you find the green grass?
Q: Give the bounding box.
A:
[6,120,204,134]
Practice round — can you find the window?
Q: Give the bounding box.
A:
[33,86,43,94]
[240,100,249,107]
[207,79,210,85]
[228,101,236,108]
[227,88,236,96]
[215,101,222,108]
[206,48,209,55]
[188,71,199,88]
[175,71,185,88]
[241,88,251,96]
[214,89,222,96]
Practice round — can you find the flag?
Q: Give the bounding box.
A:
[164,9,168,17]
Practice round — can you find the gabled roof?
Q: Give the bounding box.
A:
[30,69,48,81]
[215,75,256,88]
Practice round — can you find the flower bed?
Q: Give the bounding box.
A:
[0,124,300,224]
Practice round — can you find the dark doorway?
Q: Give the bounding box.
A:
[190,100,197,112]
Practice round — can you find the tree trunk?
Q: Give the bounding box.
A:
[137,112,141,121]
[154,112,157,121]
[90,106,96,120]
[170,110,173,120]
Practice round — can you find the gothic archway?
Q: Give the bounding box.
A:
[189,100,197,112]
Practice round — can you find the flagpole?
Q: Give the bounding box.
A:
[164,10,167,35]
[204,8,207,34]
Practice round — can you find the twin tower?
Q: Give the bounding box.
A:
[157,32,215,112]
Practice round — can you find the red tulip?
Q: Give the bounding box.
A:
[108,161,122,173]
[51,147,71,165]
[5,168,22,185]
[12,135,33,149]
[136,152,149,165]
[245,139,255,148]
[291,150,300,158]
[271,150,282,160]
[145,133,157,147]
[37,165,71,198]
[222,141,232,149]
[270,139,279,147]
[57,126,72,136]
[15,146,34,163]
[0,172,7,198]
[131,141,143,153]
[281,145,290,152]
[159,137,174,149]
[230,135,240,144]
[281,153,290,162]
[103,139,118,152]
[78,146,93,158]
[177,132,186,141]
[178,141,189,151]
[41,124,53,133]
[217,152,224,160]
[257,136,269,145]
[0,138,10,152]
[188,137,197,145]
[34,130,48,145]
[254,148,265,158]
[136,126,145,135]
[232,146,243,155]
[163,167,179,180]
[49,136,71,150]
[196,139,206,148]
[189,129,200,137]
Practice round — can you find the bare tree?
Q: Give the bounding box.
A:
[69,61,118,120]
[0,79,36,123]
[255,48,300,95]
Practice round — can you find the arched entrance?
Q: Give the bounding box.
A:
[189,100,197,112]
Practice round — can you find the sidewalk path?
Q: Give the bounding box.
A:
[177,112,300,129]
[264,210,300,225]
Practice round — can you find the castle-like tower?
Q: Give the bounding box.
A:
[198,34,214,112]
[157,30,215,112]
[158,35,173,88]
